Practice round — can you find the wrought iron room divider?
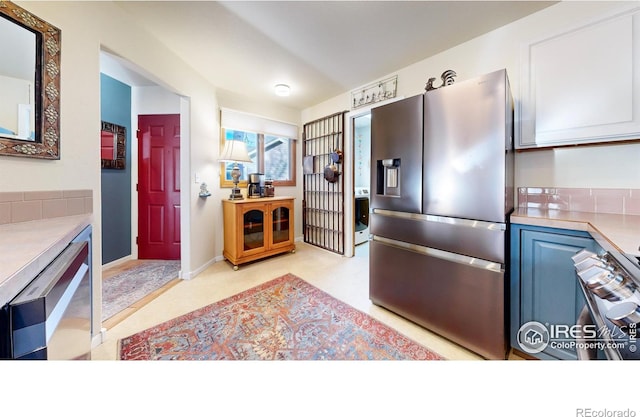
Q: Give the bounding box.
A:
[302,111,347,255]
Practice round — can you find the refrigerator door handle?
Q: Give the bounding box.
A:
[372,235,504,273]
[372,209,506,231]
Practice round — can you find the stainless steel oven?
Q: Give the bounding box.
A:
[1,225,92,360]
[572,246,640,360]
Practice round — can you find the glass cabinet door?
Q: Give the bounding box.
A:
[271,206,290,245]
[243,209,265,251]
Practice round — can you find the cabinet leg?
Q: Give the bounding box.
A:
[233,265,239,271]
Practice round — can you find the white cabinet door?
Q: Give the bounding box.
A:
[518,7,640,148]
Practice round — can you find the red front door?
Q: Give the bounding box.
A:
[138,114,181,260]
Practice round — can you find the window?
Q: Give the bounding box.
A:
[220,109,297,188]
[264,134,293,181]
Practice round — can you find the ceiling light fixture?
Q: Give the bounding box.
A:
[274,84,290,97]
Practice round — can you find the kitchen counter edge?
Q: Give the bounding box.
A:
[511,208,640,257]
[0,214,92,306]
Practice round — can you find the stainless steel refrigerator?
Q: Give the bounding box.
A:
[369,69,514,360]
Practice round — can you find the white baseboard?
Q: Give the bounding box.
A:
[184,257,217,280]
[91,327,107,348]
[102,255,134,271]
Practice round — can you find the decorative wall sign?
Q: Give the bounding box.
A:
[351,75,397,109]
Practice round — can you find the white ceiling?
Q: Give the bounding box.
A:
[113,1,557,110]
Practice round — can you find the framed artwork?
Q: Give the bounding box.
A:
[100,121,126,169]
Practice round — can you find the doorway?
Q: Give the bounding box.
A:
[137,113,181,260]
[100,50,187,328]
[352,113,371,250]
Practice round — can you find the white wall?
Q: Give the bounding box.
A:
[134,86,181,115]
[302,1,640,191]
[0,75,32,134]
[354,117,371,189]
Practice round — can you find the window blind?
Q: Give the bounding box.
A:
[220,108,298,139]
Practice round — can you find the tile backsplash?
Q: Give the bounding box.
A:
[0,190,93,225]
[518,187,640,216]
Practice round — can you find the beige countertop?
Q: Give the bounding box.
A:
[0,214,92,306]
[221,196,295,205]
[511,208,640,257]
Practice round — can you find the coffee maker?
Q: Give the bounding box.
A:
[263,178,275,197]
[248,173,264,198]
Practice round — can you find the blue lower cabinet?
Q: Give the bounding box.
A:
[511,224,599,360]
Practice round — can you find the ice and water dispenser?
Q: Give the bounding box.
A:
[376,158,401,197]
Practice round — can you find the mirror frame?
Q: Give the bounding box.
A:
[0,1,61,160]
[100,121,126,170]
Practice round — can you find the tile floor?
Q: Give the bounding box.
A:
[91,241,491,360]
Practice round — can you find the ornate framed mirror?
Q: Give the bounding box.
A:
[0,1,61,159]
[100,121,126,169]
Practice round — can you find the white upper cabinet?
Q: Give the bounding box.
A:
[518,7,640,149]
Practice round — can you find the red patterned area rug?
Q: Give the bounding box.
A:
[118,273,443,360]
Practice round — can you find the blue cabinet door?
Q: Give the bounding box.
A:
[511,225,599,360]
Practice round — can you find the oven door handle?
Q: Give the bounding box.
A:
[576,305,597,360]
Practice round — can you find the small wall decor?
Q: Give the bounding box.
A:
[425,70,457,91]
[351,75,397,109]
[199,182,211,198]
[100,121,126,169]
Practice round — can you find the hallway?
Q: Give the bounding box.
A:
[101,260,181,330]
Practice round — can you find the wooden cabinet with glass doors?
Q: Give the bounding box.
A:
[222,197,295,270]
